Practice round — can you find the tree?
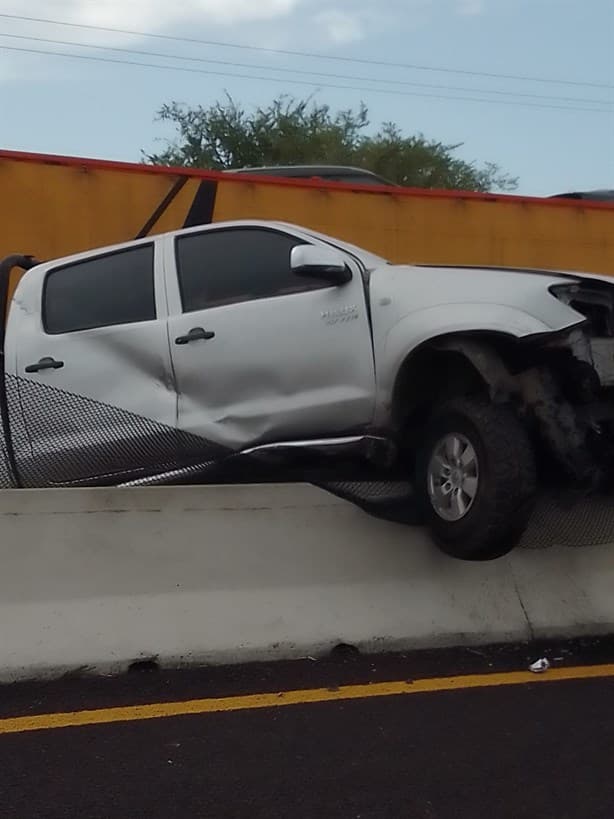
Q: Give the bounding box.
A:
[144,95,517,193]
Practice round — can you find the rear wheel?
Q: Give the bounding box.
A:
[415,397,537,560]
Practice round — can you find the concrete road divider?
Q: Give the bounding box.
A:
[0,484,613,682]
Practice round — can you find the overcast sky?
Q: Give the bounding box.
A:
[0,0,612,196]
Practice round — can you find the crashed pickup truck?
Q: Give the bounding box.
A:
[2,219,614,560]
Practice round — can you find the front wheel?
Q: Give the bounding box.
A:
[415,397,537,560]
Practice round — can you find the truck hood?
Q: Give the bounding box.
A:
[414,262,614,288]
[369,262,614,335]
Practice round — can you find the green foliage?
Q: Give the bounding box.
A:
[145,94,517,192]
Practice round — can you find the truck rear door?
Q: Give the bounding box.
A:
[4,240,180,486]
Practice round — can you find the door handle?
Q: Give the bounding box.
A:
[25,356,65,373]
[174,327,215,345]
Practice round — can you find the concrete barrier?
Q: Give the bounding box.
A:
[0,484,613,682]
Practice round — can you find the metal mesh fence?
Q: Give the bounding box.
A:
[519,492,614,549]
[318,480,614,549]
[3,374,229,488]
[0,435,13,488]
[1,373,614,549]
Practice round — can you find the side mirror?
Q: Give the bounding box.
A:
[290,245,352,285]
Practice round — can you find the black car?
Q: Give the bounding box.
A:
[226,165,397,187]
[550,189,614,202]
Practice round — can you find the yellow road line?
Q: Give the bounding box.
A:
[2,663,614,736]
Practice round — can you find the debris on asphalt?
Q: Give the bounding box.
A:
[529,658,551,673]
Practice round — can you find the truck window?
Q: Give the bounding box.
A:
[43,245,156,334]
[175,228,325,313]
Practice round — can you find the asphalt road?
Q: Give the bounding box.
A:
[1,638,614,819]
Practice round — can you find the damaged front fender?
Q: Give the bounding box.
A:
[374,302,586,427]
[432,332,602,484]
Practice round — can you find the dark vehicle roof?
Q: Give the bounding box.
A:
[550,189,614,202]
[226,165,398,186]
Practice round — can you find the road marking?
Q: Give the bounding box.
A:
[2,663,614,736]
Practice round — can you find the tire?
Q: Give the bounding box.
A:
[415,397,537,560]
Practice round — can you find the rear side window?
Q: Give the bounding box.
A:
[175,228,325,312]
[44,245,156,334]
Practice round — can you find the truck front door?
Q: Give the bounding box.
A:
[164,225,376,452]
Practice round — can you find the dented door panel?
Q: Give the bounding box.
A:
[164,228,376,451]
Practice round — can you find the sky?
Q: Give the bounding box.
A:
[0,0,612,196]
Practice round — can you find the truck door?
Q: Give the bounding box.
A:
[5,241,180,486]
[164,225,376,451]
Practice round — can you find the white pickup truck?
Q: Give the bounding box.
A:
[2,219,614,560]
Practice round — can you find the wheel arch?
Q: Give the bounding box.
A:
[390,331,524,433]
